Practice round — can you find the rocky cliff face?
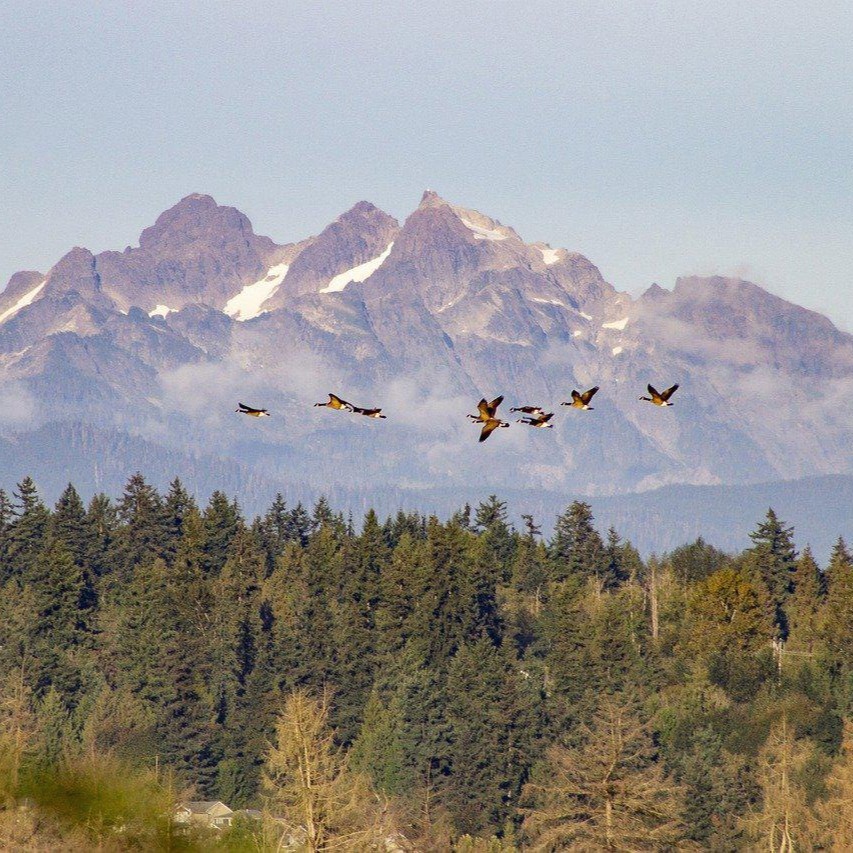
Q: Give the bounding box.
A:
[2,190,852,499]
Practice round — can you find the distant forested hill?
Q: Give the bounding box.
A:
[1,424,850,562]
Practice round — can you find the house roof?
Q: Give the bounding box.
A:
[180,801,232,815]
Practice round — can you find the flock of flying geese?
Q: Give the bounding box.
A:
[236,383,680,443]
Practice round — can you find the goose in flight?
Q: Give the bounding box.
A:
[352,405,387,419]
[561,386,599,410]
[639,384,679,406]
[510,405,545,416]
[236,402,271,418]
[467,395,504,423]
[479,418,510,442]
[314,393,354,412]
[517,412,554,429]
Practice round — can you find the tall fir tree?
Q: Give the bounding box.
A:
[51,484,97,616]
[748,508,798,638]
[6,477,50,582]
[550,501,605,584]
[163,477,196,557]
[202,490,242,576]
[446,639,537,836]
[113,473,169,582]
[787,546,823,656]
[0,488,16,577]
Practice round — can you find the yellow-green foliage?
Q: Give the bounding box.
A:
[19,751,182,850]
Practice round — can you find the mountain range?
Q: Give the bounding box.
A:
[2,190,851,552]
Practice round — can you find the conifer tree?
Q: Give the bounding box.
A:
[407,518,480,666]
[825,536,853,595]
[748,508,798,638]
[787,546,823,656]
[474,495,515,579]
[264,690,390,851]
[375,531,426,657]
[550,501,605,583]
[332,511,387,744]
[358,646,454,810]
[311,496,336,531]
[113,473,169,581]
[26,538,87,702]
[0,488,16,578]
[821,537,853,675]
[293,526,339,690]
[542,576,590,718]
[738,715,816,851]
[602,526,630,589]
[163,477,196,555]
[51,484,97,616]
[6,477,50,581]
[202,490,242,576]
[815,721,853,850]
[446,639,536,836]
[258,492,289,574]
[286,501,313,547]
[521,695,689,850]
[85,493,116,579]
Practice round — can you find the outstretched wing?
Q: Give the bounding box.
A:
[647,384,660,399]
[581,386,600,404]
[330,393,353,411]
[361,408,382,416]
[238,402,251,411]
[661,384,679,401]
[476,398,490,418]
[487,395,504,416]
[538,412,554,424]
[571,390,581,402]
[479,420,502,442]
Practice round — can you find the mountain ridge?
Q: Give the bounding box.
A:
[2,190,851,501]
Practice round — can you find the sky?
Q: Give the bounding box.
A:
[1,1,851,327]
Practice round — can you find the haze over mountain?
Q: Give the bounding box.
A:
[2,190,851,551]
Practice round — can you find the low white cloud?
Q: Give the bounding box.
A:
[0,381,37,427]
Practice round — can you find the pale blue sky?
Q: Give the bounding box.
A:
[1,1,851,326]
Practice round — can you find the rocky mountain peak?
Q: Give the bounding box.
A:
[1,270,44,302]
[418,188,446,208]
[270,201,399,302]
[138,194,255,251]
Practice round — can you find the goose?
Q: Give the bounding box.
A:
[352,405,387,419]
[561,386,599,410]
[479,417,510,442]
[236,402,271,418]
[467,395,504,423]
[517,412,554,429]
[510,405,545,416]
[314,393,354,412]
[639,383,679,406]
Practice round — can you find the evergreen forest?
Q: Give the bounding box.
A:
[1,473,853,851]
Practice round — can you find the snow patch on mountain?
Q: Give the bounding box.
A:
[320,243,394,293]
[224,263,290,321]
[459,217,508,241]
[149,305,175,318]
[532,297,568,307]
[603,317,629,330]
[538,246,562,265]
[612,346,624,355]
[0,280,46,324]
